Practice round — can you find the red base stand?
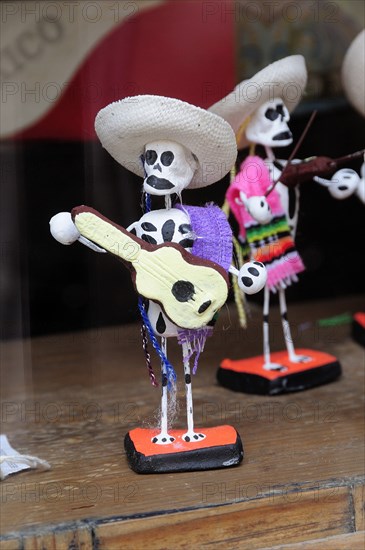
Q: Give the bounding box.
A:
[217,348,341,396]
[352,312,365,348]
[124,425,243,474]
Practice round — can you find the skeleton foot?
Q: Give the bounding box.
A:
[151,432,175,445]
[263,362,287,372]
[182,431,206,443]
[288,353,312,364]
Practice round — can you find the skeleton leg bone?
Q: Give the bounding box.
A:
[182,341,205,443]
[278,288,311,363]
[263,285,286,372]
[151,337,175,444]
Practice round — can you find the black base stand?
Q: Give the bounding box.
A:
[124,425,243,474]
[217,349,342,396]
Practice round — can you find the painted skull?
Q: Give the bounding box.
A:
[246,98,293,147]
[143,140,198,196]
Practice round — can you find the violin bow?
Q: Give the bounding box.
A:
[265,110,317,196]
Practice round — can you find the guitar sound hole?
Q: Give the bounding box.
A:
[171,280,195,302]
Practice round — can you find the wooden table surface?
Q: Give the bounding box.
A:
[0,295,364,549]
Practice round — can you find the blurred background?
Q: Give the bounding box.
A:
[1,0,364,340]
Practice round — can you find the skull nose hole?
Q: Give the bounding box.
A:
[171,280,195,302]
[198,300,212,314]
[153,163,162,172]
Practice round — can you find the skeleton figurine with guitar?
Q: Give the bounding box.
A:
[209,55,358,395]
[50,95,267,473]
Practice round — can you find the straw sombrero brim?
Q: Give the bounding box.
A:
[94,95,237,188]
[209,55,307,150]
[342,30,365,117]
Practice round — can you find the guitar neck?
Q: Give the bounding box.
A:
[72,205,147,263]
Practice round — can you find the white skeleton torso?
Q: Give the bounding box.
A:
[265,158,300,238]
[128,207,195,337]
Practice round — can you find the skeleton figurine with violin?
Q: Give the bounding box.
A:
[313,31,365,347]
[210,55,363,395]
[314,30,365,207]
[50,95,267,473]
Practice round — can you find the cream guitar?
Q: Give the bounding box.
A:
[72,206,229,330]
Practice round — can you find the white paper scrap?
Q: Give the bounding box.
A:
[0,435,50,480]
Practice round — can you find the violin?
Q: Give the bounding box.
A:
[277,150,364,188]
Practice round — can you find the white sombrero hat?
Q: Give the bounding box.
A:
[209,55,307,149]
[342,30,365,117]
[94,95,237,188]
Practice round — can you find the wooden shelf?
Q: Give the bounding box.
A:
[1,296,364,549]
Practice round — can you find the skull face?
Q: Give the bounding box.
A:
[143,140,198,196]
[246,98,293,147]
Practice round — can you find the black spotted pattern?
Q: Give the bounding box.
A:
[180,238,194,248]
[162,219,175,242]
[156,312,167,334]
[179,223,192,234]
[141,222,157,232]
[241,276,253,287]
[248,267,260,277]
[141,234,157,245]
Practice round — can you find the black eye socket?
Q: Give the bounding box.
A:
[161,151,174,166]
[145,150,157,165]
[265,108,280,121]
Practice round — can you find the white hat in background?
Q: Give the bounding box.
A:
[209,55,307,149]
